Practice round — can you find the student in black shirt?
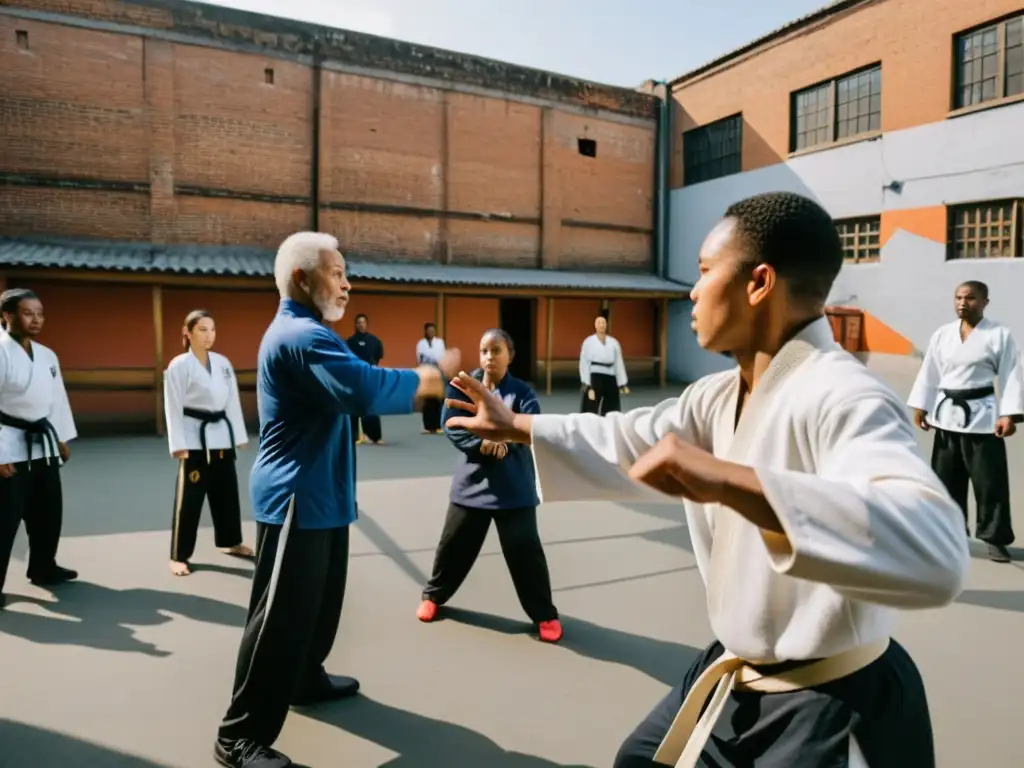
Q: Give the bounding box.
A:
[346,313,386,444]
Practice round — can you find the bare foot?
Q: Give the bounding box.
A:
[169,560,191,576]
[221,544,255,558]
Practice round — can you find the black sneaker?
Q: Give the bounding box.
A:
[214,738,292,767]
[987,544,1011,563]
[28,565,78,586]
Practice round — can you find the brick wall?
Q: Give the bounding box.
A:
[669,0,1024,186]
[0,0,657,272]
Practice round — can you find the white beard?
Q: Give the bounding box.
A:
[313,292,345,323]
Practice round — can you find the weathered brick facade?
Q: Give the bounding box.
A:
[0,0,659,271]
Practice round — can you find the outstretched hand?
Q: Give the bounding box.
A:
[444,371,532,444]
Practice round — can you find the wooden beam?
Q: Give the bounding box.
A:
[153,285,165,436]
[436,292,446,339]
[658,297,669,388]
[545,296,554,395]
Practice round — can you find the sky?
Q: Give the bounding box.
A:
[201,0,829,87]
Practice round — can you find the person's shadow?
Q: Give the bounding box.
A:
[0,581,247,657]
[1,719,174,767]
[303,696,595,768]
[438,607,698,687]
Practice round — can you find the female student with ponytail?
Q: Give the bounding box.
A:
[163,310,252,576]
[416,328,562,643]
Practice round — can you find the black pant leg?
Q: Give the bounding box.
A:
[218,508,334,746]
[299,525,351,685]
[422,399,442,431]
[422,502,492,605]
[492,507,558,623]
[600,376,622,415]
[170,452,208,563]
[206,451,244,549]
[930,429,970,532]
[966,433,1015,546]
[23,462,64,578]
[362,415,382,442]
[613,641,727,767]
[0,470,28,595]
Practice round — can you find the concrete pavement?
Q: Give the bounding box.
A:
[1,360,1022,767]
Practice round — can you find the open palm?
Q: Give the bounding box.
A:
[443,372,518,442]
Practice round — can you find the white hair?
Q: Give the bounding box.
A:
[273,231,340,298]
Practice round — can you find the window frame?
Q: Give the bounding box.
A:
[681,113,743,186]
[951,11,1024,112]
[946,199,1023,261]
[789,63,882,154]
[835,215,882,265]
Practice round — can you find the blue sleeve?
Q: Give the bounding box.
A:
[298,329,419,416]
[442,382,483,455]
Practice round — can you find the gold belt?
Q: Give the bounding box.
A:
[653,637,890,767]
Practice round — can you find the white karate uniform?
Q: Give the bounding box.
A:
[907,318,1024,433]
[529,318,967,765]
[163,351,247,456]
[579,333,628,388]
[0,334,77,464]
[415,337,446,365]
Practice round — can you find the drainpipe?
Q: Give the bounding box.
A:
[652,80,671,279]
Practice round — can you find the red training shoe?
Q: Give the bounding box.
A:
[538,619,563,643]
[416,599,438,622]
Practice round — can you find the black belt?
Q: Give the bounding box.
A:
[183,407,234,462]
[0,410,60,469]
[936,386,995,426]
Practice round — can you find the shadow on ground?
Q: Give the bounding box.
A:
[0,719,173,767]
[304,696,595,768]
[0,581,246,656]
[439,607,698,688]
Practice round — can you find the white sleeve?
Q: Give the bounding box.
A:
[163,363,188,455]
[224,360,248,446]
[756,387,968,610]
[530,387,706,505]
[579,340,591,387]
[996,331,1024,418]
[613,338,628,387]
[415,340,426,364]
[48,354,77,443]
[906,331,941,413]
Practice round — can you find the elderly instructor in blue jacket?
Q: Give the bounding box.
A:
[214,232,461,768]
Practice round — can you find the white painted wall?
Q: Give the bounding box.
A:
[666,102,1024,381]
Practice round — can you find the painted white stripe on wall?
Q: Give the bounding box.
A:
[667,102,1024,382]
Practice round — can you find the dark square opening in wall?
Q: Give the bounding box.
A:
[577,138,597,157]
[16,30,29,50]
[264,67,274,85]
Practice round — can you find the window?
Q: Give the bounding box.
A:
[836,216,881,264]
[682,114,742,185]
[790,65,881,152]
[947,200,1022,259]
[264,67,274,85]
[15,30,28,50]
[954,13,1023,109]
[577,137,597,157]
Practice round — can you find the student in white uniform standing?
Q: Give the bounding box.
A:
[0,289,78,607]
[163,309,253,577]
[415,321,446,433]
[445,193,968,768]
[908,280,1024,563]
[579,315,629,415]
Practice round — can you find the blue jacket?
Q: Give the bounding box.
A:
[250,299,420,529]
[442,369,541,510]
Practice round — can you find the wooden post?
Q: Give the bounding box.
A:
[658,297,669,388]
[436,292,446,339]
[545,297,555,395]
[152,285,165,435]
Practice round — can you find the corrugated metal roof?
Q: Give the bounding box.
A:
[0,238,691,294]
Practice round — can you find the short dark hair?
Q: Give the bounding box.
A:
[724,191,843,303]
[481,327,515,355]
[0,288,39,330]
[424,322,436,333]
[957,280,989,300]
[355,313,368,323]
